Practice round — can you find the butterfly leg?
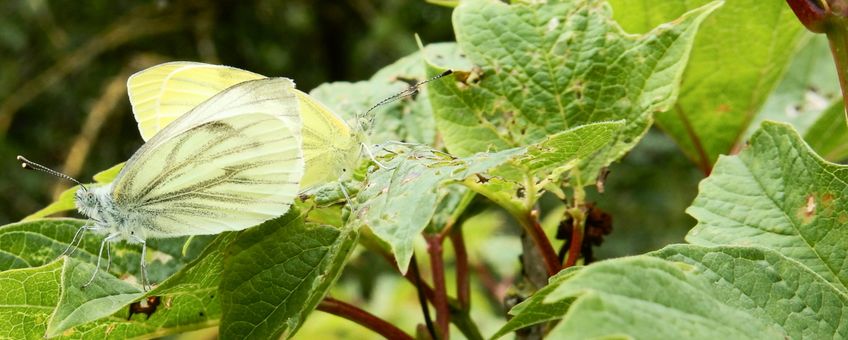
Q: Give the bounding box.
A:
[361,142,395,170]
[129,234,150,291]
[105,241,112,273]
[61,224,91,257]
[82,232,120,288]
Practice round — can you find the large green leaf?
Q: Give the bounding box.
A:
[0,217,225,338]
[0,218,211,284]
[59,232,236,339]
[219,210,358,339]
[490,268,579,339]
[543,255,779,339]
[45,258,142,337]
[687,121,848,293]
[427,0,717,182]
[653,245,848,339]
[0,260,63,339]
[750,36,841,142]
[609,0,807,170]
[309,42,469,145]
[494,244,848,339]
[357,122,622,272]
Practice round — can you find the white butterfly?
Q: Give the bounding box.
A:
[19,77,304,289]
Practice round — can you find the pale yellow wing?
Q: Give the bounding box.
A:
[293,90,360,190]
[127,61,360,190]
[112,79,304,238]
[127,61,265,141]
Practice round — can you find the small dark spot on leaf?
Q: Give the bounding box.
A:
[199,311,205,317]
[128,296,161,320]
[516,187,525,198]
[475,174,489,183]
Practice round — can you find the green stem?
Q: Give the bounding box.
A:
[826,19,848,121]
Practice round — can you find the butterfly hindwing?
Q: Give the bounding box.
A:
[127,61,265,141]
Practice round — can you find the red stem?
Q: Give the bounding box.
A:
[427,234,450,339]
[564,220,584,267]
[449,226,470,309]
[317,297,413,340]
[524,209,560,276]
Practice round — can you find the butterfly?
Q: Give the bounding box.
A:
[126,61,452,192]
[18,77,304,289]
[127,61,361,192]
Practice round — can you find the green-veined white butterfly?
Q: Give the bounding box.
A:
[18,77,304,289]
[126,61,452,192]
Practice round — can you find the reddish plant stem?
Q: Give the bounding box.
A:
[564,221,584,267]
[523,209,560,276]
[426,234,450,339]
[449,226,470,309]
[318,297,413,340]
[409,254,438,340]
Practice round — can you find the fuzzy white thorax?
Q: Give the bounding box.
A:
[75,184,148,243]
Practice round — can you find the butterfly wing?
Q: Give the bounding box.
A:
[112,78,304,237]
[294,90,360,190]
[127,61,265,141]
[128,62,358,190]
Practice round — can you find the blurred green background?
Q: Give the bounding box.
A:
[0,1,707,338]
[0,0,454,223]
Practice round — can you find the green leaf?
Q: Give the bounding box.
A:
[22,186,77,221]
[219,210,357,339]
[356,145,524,272]
[542,256,781,339]
[0,218,224,338]
[687,121,848,293]
[428,0,717,182]
[45,258,142,337]
[502,244,847,339]
[750,36,841,141]
[490,268,579,339]
[65,233,237,339]
[652,245,848,339]
[310,42,469,145]
[0,218,211,284]
[0,260,63,339]
[22,163,124,221]
[610,0,807,169]
[358,122,621,272]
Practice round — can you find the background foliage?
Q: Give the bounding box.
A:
[2,0,846,339]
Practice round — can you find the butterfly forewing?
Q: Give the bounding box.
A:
[112,112,303,237]
[127,62,265,141]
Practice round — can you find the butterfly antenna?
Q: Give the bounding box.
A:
[16,155,88,191]
[360,70,453,132]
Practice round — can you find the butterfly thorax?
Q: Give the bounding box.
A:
[75,184,149,242]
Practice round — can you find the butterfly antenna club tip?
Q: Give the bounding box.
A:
[15,155,88,191]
